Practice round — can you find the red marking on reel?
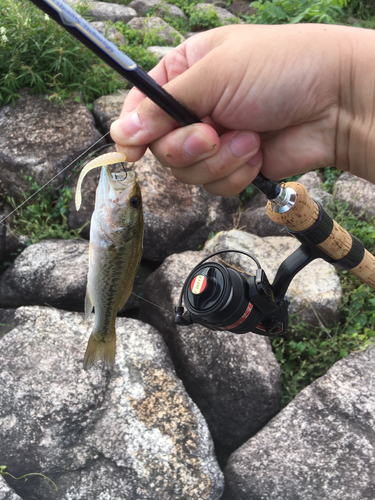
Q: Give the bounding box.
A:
[221,302,253,330]
[256,323,284,335]
[190,275,207,294]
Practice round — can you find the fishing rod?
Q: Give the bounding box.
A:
[28,0,375,338]
[175,192,375,337]
[28,0,281,201]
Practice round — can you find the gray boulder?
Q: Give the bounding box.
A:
[147,45,175,60]
[90,21,126,45]
[240,171,331,237]
[156,3,187,18]
[127,17,185,45]
[191,3,238,24]
[227,0,258,15]
[237,202,289,237]
[205,229,343,325]
[224,344,375,500]
[68,149,239,261]
[308,186,332,207]
[298,170,332,207]
[0,92,104,201]
[91,90,129,133]
[0,238,153,312]
[297,170,325,191]
[1,204,28,261]
[0,306,224,500]
[135,150,238,261]
[0,477,22,500]
[334,171,375,219]
[202,0,227,7]
[4,230,27,262]
[0,239,88,311]
[129,0,187,18]
[88,1,137,23]
[139,250,282,451]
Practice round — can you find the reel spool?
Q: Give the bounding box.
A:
[174,250,289,337]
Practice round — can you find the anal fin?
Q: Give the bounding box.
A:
[85,286,94,321]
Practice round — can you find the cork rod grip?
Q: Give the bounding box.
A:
[266,182,375,290]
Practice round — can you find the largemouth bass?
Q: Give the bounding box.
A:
[76,154,143,369]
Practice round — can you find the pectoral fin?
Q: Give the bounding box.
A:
[85,286,94,320]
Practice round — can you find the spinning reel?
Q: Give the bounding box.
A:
[174,249,289,337]
[175,189,375,337]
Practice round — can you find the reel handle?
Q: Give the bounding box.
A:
[266,182,375,291]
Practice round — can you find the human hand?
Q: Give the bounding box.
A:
[110,24,375,195]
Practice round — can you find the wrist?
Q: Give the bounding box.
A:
[336,26,375,182]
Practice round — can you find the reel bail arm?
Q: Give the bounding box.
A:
[174,247,323,338]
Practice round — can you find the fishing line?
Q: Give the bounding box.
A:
[130,292,175,318]
[1,131,175,320]
[0,131,111,227]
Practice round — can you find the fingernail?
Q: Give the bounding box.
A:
[111,112,142,140]
[230,131,257,158]
[184,132,214,156]
[248,150,263,166]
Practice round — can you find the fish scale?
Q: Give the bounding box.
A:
[75,159,144,369]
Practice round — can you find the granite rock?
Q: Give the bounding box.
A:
[0,92,104,201]
[139,250,282,451]
[225,344,375,500]
[334,171,375,219]
[0,306,224,500]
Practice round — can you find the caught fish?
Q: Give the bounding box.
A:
[75,152,144,369]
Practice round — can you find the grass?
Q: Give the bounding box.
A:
[273,194,375,407]
[114,23,175,72]
[273,280,375,407]
[0,0,128,106]
[7,173,84,245]
[0,0,365,107]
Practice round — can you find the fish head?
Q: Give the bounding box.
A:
[96,167,143,229]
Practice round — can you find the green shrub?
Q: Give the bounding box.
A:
[0,0,127,105]
[187,5,223,30]
[274,279,375,407]
[321,166,342,191]
[115,23,180,71]
[7,173,84,244]
[274,199,375,407]
[245,0,346,24]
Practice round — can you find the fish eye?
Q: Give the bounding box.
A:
[130,196,140,208]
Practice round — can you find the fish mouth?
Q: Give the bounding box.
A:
[97,166,141,222]
[103,165,137,187]
[99,166,138,203]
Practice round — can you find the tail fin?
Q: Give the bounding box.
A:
[83,327,116,370]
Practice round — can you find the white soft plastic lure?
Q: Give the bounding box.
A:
[75,152,127,210]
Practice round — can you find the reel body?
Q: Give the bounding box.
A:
[175,250,289,338]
